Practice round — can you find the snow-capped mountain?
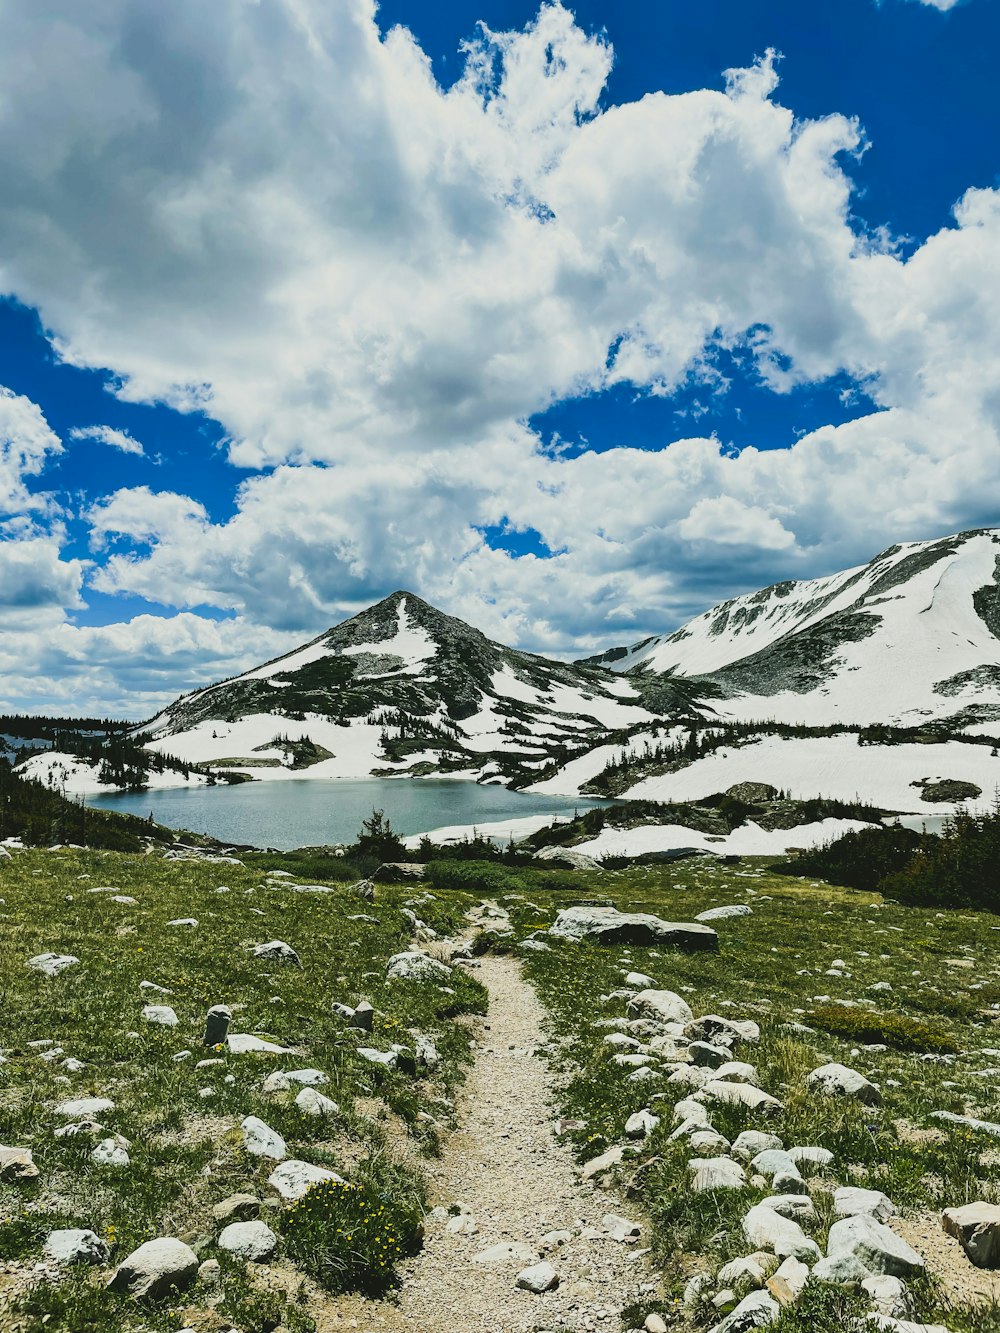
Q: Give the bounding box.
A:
[586,528,1000,728]
[136,591,672,785]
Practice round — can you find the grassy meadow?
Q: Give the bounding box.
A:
[0,847,485,1332]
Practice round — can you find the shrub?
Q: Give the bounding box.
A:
[772,824,927,892]
[809,1003,957,1054]
[881,808,1000,911]
[281,1172,423,1295]
[426,860,528,894]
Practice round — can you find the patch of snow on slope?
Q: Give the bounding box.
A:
[16,752,208,795]
[402,812,577,849]
[341,597,437,674]
[574,817,876,860]
[621,734,1000,814]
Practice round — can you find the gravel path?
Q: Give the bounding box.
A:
[358,951,652,1333]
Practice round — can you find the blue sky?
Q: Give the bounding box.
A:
[0,0,997,715]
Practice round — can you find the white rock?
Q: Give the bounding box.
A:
[835,1187,896,1222]
[54,1096,114,1119]
[627,989,694,1025]
[696,905,752,922]
[516,1260,559,1292]
[788,1146,834,1169]
[603,1213,642,1241]
[474,1241,539,1264]
[252,940,301,966]
[28,952,79,977]
[142,1005,179,1027]
[166,918,198,927]
[262,1067,327,1093]
[697,1082,784,1115]
[689,1157,747,1192]
[218,1220,278,1262]
[226,1034,293,1054]
[733,1131,783,1160]
[106,1237,199,1299]
[267,1159,343,1201]
[92,1137,130,1167]
[768,1255,810,1300]
[386,950,452,982]
[241,1115,286,1160]
[826,1214,925,1278]
[807,1063,882,1105]
[625,1110,660,1139]
[44,1228,108,1265]
[743,1205,821,1261]
[708,1288,780,1332]
[295,1087,339,1118]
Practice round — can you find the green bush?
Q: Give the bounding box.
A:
[426,860,529,894]
[809,1003,957,1054]
[881,808,1000,911]
[281,1171,423,1295]
[772,824,927,892]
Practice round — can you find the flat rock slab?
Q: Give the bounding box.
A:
[550,907,718,950]
[942,1200,1000,1268]
[27,953,79,977]
[696,905,752,922]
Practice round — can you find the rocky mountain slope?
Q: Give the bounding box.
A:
[135,592,687,785]
[585,528,1000,729]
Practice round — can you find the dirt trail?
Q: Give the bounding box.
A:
[354,950,652,1333]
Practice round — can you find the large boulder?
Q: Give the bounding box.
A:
[252,940,301,966]
[807,1063,882,1106]
[826,1214,925,1278]
[742,1204,821,1262]
[942,1201,1000,1268]
[549,906,717,950]
[107,1237,199,1300]
[626,989,694,1025]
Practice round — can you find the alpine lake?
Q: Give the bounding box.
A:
[87,777,609,851]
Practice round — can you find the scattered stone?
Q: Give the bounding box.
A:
[262,1067,327,1093]
[627,989,694,1024]
[218,1220,278,1262]
[697,1082,784,1115]
[625,1110,659,1139]
[788,1146,834,1169]
[386,951,452,982]
[27,952,79,977]
[226,1034,293,1054]
[689,1157,747,1191]
[212,1194,260,1223]
[54,1096,114,1119]
[767,1255,810,1305]
[474,1242,539,1265]
[197,1257,221,1287]
[166,918,198,927]
[516,1260,559,1292]
[941,1200,1000,1268]
[696,905,752,922]
[812,1253,874,1286]
[107,1236,199,1300]
[708,1288,781,1332]
[645,1316,669,1333]
[931,1111,1000,1137]
[203,1005,232,1046]
[581,1145,625,1180]
[690,1041,731,1068]
[733,1131,784,1160]
[807,1063,882,1105]
[267,1159,344,1201]
[685,1015,761,1046]
[743,1204,821,1261]
[143,1004,179,1027]
[44,1228,108,1265]
[350,1000,375,1031]
[0,1145,39,1182]
[826,1214,925,1278]
[603,1213,642,1241]
[241,1115,287,1160]
[862,1274,909,1318]
[92,1137,130,1167]
[252,940,301,966]
[539,1228,573,1253]
[373,862,426,883]
[759,1194,816,1222]
[295,1087,339,1117]
[835,1187,896,1223]
[550,906,718,950]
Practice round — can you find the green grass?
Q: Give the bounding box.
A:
[0,846,484,1330]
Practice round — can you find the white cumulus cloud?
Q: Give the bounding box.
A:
[69,424,145,455]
